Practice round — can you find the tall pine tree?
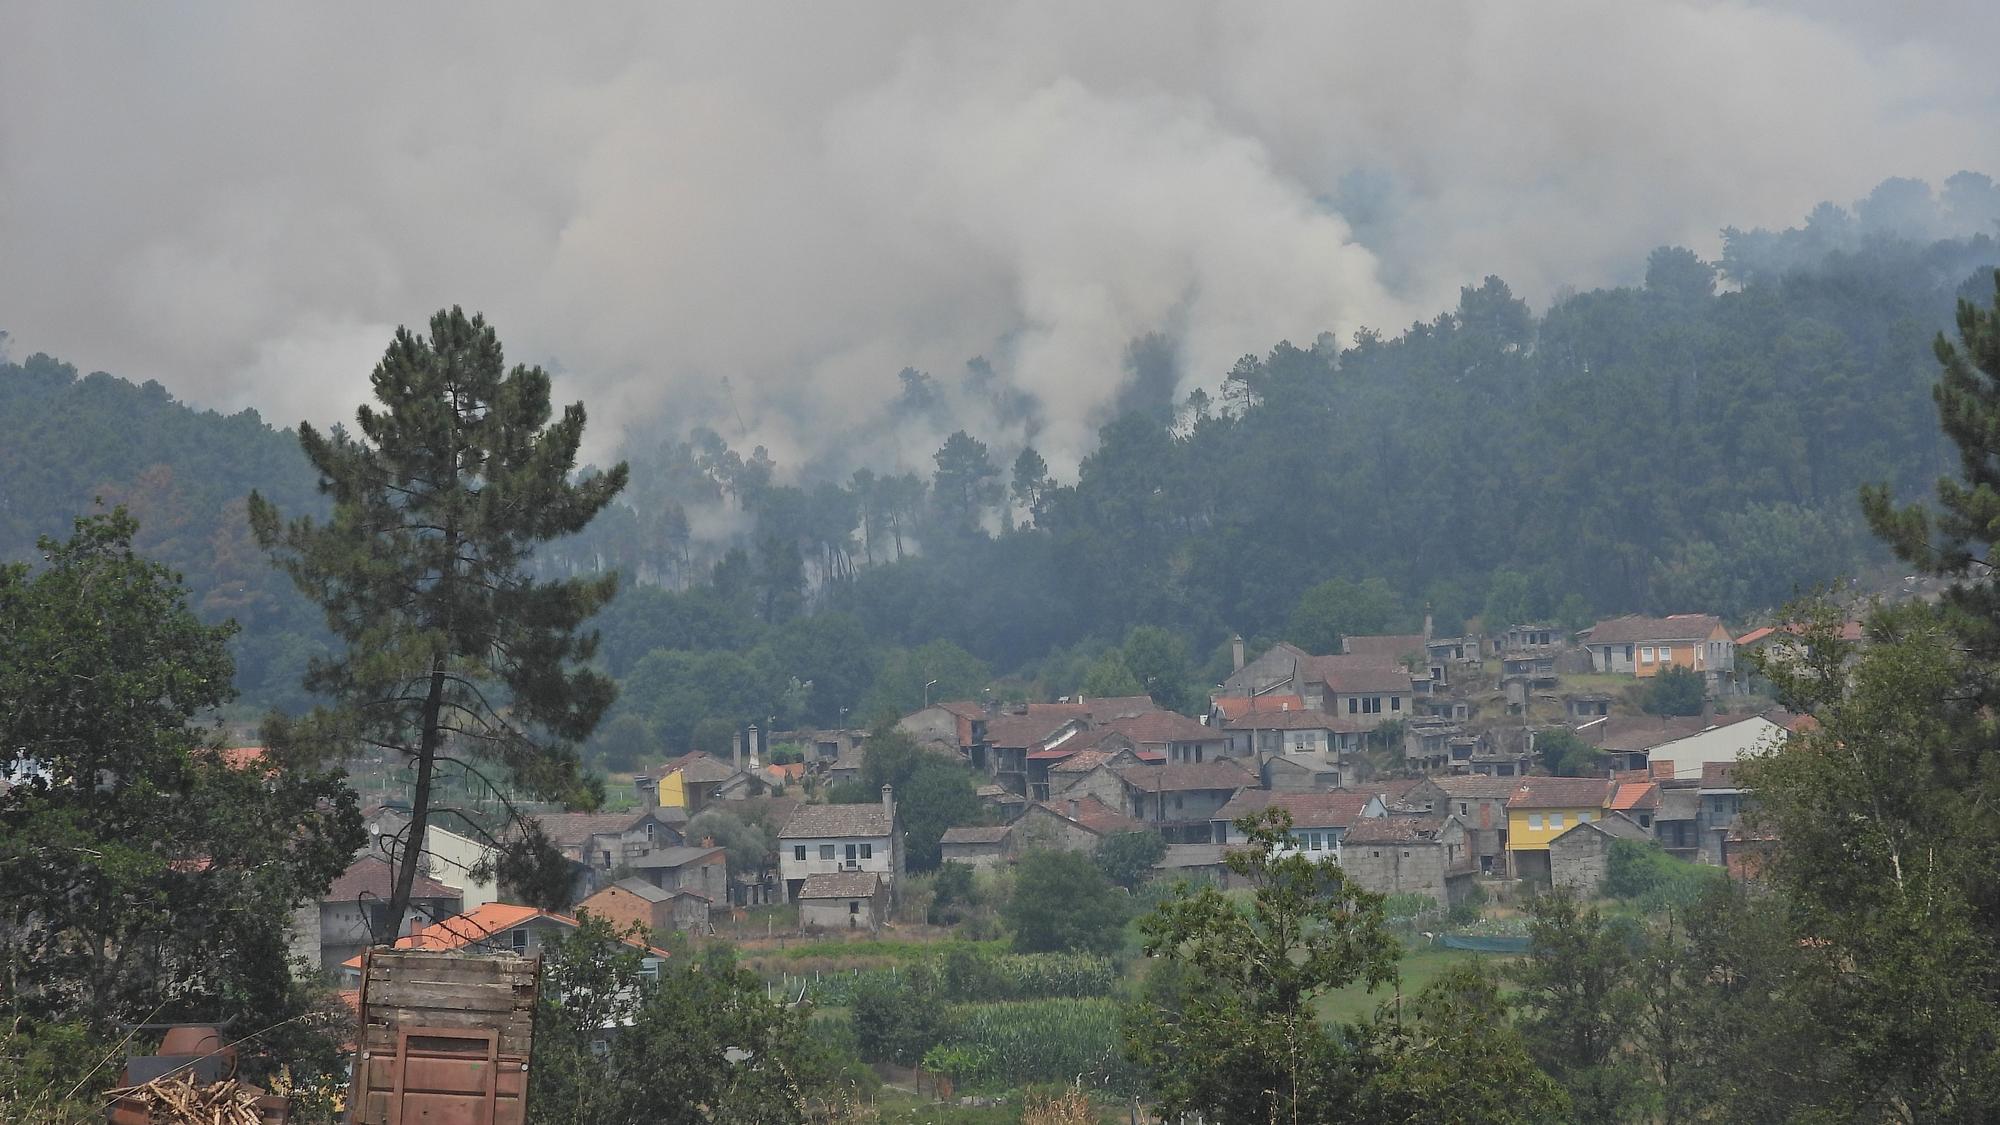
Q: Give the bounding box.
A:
[250,308,629,936]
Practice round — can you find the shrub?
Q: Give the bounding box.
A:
[1605,838,1724,911]
[851,963,952,1066]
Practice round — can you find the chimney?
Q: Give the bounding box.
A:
[1068,798,1080,819]
[1231,634,1246,673]
[748,724,761,769]
[1423,608,1434,643]
[881,784,896,825]
[731,729,742,771]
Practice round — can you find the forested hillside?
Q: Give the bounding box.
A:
[4,188,1996,748]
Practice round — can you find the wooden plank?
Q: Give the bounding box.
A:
[367,980,529,1012]
[362,1025,533,1058]
[366,957,536,986]
[358,1091,526,1125]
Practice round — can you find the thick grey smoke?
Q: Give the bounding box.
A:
[3,3,1998,473]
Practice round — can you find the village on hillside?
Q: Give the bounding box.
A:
[289,609,1830,970]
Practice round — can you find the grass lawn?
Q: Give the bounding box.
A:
[1313,945,1516,1025]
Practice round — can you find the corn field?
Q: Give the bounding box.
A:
[922,999,1139,1094]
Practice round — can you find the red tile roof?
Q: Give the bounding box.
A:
[327,855,460,903]
[986,713,1085,750]
[339,902,670,968]
[1609,781,1660,812]
[1220,709,1362,732]
[1428,775,1523,800]
[1506,777,1614,810]
[1210,695,1306,720]
[1583,614,1726,644]
[1116,759,1255,793]
[1100,711,1221,744]
[1737,622,1865,646]
[1213,789,1378,829]
[1034,795,1145,836]
[1343,813,1448,845]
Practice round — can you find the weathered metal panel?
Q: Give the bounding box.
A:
[349,950,539,1125]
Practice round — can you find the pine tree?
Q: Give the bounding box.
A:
[249,307,629,936]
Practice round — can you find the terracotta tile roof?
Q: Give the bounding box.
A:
[986,713,1085,750]
[778,801,894,839]
[1506,777,1614,810]
[1213,789,1377,829]
[1429,775,1523,800]
[1034,795,1145,836]
[1343,814,1447,845]
[1116,759,1256,793]
[1313,663,1417,693]
[661,751,742,785]
[1100,711,1221,744]
[1699,763,1740,790]
[1737,622,1865,646]
[938,701,988,720]
[1609,781,1661,812]
[326,855,459,903]
[940,825,1013,845]
[1220,708,1356,731]
[798,871,882,899]
[1582,614,1726,644]
[340,902,670,968]
[1211,695,1306,721]
[1049,748,1118,773]
[605,878,676,904]
[1343,633,1428,659]
[217,746,271,772]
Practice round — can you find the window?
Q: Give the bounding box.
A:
[1639,814,1652,829]
[844,844,858,862]
[1309,833,1322,851]
[511,929,529,954]
[819,844,836,860]
[1528,814,1543,829]
[860,843,872,860]
[849,901,860,915]
[1658,645,1673,662]
[1550,814,1564,829]
[1348,698,1359,715]
[1578,811,1592,823]
[1402,851,1410,858]
[1194,746,1204,763]
[1625,645,1634,661]
[1640,646,1655,662]
[1459,802,1469,816]
[793,845,806,862]
[1173,795,1184,812]
[601,850,612,868]
[1372,850,1382,858]
[645,822,655,842]
[1391,697,1402,712]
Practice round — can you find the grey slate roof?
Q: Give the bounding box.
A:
[611,877,676,903]
[626,845,726,869]
[798,871,882,899]
[778,802,894,839]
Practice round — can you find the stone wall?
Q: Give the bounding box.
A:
[1341,842,1451,907]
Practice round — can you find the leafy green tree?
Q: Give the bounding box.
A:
[1532,727,1607,777]
[0,511,360,1051]
[588,712,655,772]
[249,307,628,936]
[1005,849,1131,954]
[858,639,989,719]
[828,725,980,871]
[685,807,774,885]
[1351,965,1569,1124]
[1121,625,1197,713]
[531,914,840,1124]
[1286,577,1406,654]
[1079,650,1145,698]
[1123,809,1399,1122]
[1011,445,1053,525]
[851,962,951,1067]
[1094,830,1168,890]
[1513,889,1650,1122]
[931,430,1002,534]
[1640,665,1706,717]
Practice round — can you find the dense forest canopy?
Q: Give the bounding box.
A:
[4,179,1997,755]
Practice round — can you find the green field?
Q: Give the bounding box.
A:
[1312,945,1515,1025]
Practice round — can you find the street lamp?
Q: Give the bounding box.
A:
[923,678,939,708]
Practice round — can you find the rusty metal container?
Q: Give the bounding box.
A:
[346,950,540,1125]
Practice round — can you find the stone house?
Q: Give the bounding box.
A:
[1101,710,1233,765]
[1045,743,1151,808]
[525,809,689,898]
[1117,759,1256,843]
[1697,762,1750,865]
[1574,714,1713,772]
[641,751,746,814]
[987,711,1090,797]
[776,787,901,902]
[1210,790,1387,855]
[1307,663,1416,730]
[1549,811,1653,894]
[1217,640,1314,698]
[896,701,987,759]
[1338,814,1476,907]
[625,844,728,904]
[1261,751,1344,792]
[1222,707,1368,761]
[1406,775,1519,875]
[577,877,710,935]
[294,854,462,972]
[938,825,1012,869]
[1009,796,1146,855]
[1653,783,1703,861]
[797,871,888,932]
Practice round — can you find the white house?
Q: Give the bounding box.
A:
[1646,714,1791,780]
[777,786,902,903]
[367,811,501,911]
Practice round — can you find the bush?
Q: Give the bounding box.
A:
[1446,882,1487,928]
[851,963,952,1066]
[1605,838,1724,911]
[1005,850,1131,954]
[1643,666,1707,717]
[1382,893,1442,920]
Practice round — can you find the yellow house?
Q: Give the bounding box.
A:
[1505,777,1614,881]
[638,751,743,813]
[1581,614,1735,679]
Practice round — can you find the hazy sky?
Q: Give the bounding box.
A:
[4,3,1998,473]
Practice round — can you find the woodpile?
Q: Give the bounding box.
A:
[103,1073,266,1125]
